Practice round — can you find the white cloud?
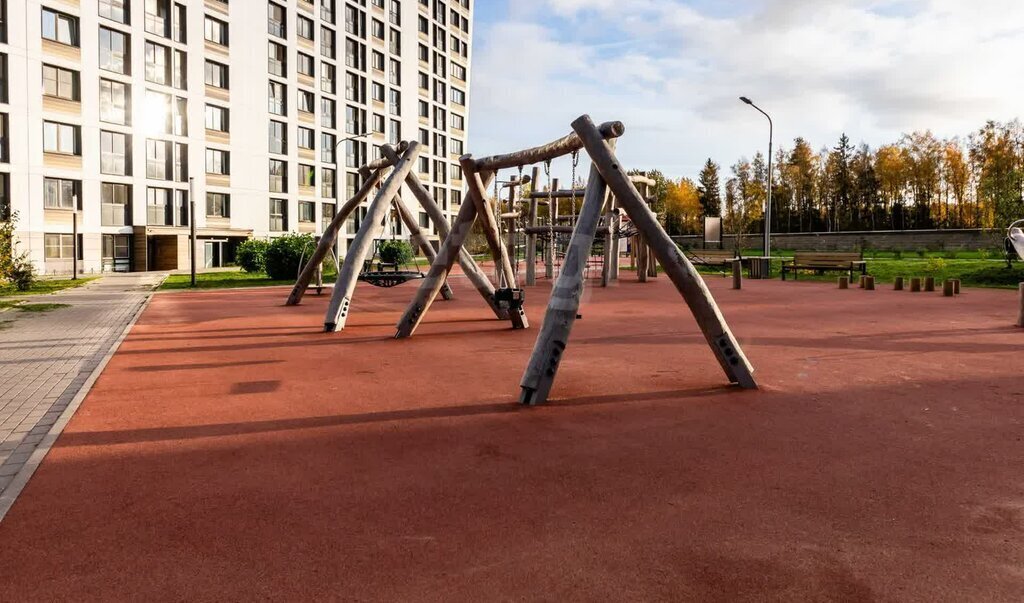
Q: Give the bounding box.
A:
[467,0,1024,181]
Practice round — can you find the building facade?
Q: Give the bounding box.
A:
[0,0,472,274]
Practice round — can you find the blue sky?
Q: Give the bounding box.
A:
[466,0,1024,184]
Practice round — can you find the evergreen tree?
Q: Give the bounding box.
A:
[697,159,722,217]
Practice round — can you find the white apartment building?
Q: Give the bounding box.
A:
[0,0,473,274]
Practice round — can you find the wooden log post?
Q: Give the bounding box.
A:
[520,164,608,405]
[609,200,621,282]
[546,178,560,279]
[859,275,867,288]
[910,277,922,292]
[894,276,904,291]
[952,279,961,295]
[461,160,526,334]
[1018,283,1024,328]
[572,114,756,389]
[526,166,540,286]
[732,259,743,290]
[394,171,505,338]
[838,276,849,289]
[864,276,875,290]
[287,168,385,306]
[924,276,936,292]
[637,234,649,283]
[943,279,955,297]
[376,145,503,318]
[324,142,421,332]
[390,193,453,301]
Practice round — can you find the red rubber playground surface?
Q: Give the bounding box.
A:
[1,275,1022,600]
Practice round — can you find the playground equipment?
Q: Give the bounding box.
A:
[1007,219,1024,263]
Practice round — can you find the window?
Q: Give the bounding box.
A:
[268,81,286,115]
[100,79,130,124]
[43,178,80,209]
[206,192,230,218]
[451,113,464,130]
[298,126,315,150]
[146,139,171,179]
[42,65,79,101]
[270,198,287,231]
[322,203,336,231]
[268,2,286,38]
[42,8,78,46]
[101,183,131,226]
[388,89,401,115]
[298,89,314,113]
[44,234,80,260]
[204,60,229,88]
[372,114,385,133]
[269,42,287,76]
[145,42,170,85]
[298,201,314,223]
[205,104,229,132]
[299,164,315,187]
[205,16,228,45]
[269,159,288,193]
[206,149,229,175]
[99,0,130,24]
[43,121,79,155]
[145,0,170,37]
[321,133,336,163]
[147,187,172,225]
[452,87,465,106]
[172,3,186,43]
[297,15,314,40]
[100,130,130,175]
[320,62,335,92]
[269,121,287,154]
[321,26,336,58]
[322,168,336,199]
[99,27,129,74]
[321,98,336,128]
[298,52,315,77]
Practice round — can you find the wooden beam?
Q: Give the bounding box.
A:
[378,144,504,319]
[391,192,453,301]
[461,157,521,297]
[520,163,608,405]
[572,114,757,389]
[526,167,540,286]
[287,168,384,306]
[395,172,511,338]
[471,121,624,172]
[323,142,421,332]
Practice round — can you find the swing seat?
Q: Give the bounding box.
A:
[359,271,424,288]
[1008,220,1024,261]
[494,288,525,310]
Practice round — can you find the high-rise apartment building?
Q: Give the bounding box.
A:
[0,0,473,273]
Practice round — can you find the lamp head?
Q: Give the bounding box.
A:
[740,96,753,105]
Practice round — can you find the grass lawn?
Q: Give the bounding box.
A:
[160,269,338,291]
[0,277,96,297]
[0,300,71,313]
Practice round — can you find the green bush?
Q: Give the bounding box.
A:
[377,240,414,266]
[264,233,316,280]
[924,257,947,274]
[236,239,269,273]
[1,211,35,291]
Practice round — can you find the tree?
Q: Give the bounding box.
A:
[970,120,1024,229]
[0,212,35,291]
[697,159,722,217]
[663,178,702,235]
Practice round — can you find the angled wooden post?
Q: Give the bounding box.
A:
[520,163,608,405]
[324,142,421,332]
[375,144,502,313]
[461,157,520,293]
[395,171,506,338]
[287,168,384,306]
[526,166,540,286]
[609,196,621,281]
[546,178,560,279]
[391,193,453,301]
[572,114,756,389]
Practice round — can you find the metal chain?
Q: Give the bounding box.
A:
[569,150,580,227]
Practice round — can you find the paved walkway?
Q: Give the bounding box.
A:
[0,273,164,499]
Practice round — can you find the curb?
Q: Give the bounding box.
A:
[0,289,156,523]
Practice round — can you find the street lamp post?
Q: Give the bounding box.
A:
[333,132,373,248]
[740,96,773,259]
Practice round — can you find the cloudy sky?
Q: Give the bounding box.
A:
[466,0,1024,183]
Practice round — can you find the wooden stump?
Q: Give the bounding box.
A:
[924,276,936,292]
[859,275,867,288]
[838,276,849,290]
[893,277,904,291]
[952,279,961,295]
[732,259,742,290]
[943,280,955,297]
[864,276,875,290]
[910,277,922,293]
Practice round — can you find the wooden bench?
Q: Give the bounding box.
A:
[685,248,739,268]
[781,252,867,281]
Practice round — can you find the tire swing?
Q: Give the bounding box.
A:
[358,207,425,288]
